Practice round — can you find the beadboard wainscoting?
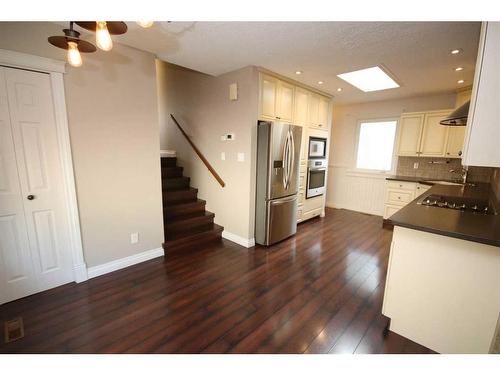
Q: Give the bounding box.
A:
[326,165,387,216]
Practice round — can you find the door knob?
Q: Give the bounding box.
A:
[27,195,35,200]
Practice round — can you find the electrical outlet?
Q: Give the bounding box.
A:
[413,162,419,169]
[130,232,139,244]
[221,152,226,161]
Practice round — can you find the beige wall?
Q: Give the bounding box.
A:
[0,22,163,267]
[156,61,259,241]
[326,93,457,215]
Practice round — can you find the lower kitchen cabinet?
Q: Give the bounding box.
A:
[383,180,431,219]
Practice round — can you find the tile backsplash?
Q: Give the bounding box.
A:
[396,157,494,183]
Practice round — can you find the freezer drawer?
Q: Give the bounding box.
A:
[267,195,298,245]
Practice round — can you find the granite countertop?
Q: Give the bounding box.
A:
[386,182,500,247]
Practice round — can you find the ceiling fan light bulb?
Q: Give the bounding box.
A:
[137,21,154,28]
[96,21,113,51]
[67,41,82,67]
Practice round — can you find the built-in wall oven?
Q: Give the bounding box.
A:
[306,159,327,198]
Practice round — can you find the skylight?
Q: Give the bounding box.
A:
[337,66,400,92]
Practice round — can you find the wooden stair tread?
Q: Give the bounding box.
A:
[164,199,206,217]
[161,166,183,178]
[164,187,198,205]
[166,210,214,225]
[160,157,177,167]
[163,224,223,252]
[163,176,190,191]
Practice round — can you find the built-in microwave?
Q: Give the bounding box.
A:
[308,137,327,159]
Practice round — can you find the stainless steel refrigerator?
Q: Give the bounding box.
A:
[255,120,302,246]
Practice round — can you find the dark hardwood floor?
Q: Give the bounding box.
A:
[0,208,433,354]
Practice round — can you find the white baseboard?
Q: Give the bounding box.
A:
[222,230,255,248]
[87,247,164,279]
[73,263,88,283]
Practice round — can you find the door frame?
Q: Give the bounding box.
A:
[0,48,88,283]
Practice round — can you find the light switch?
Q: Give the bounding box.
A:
[229,83,238,101]
[221,152,226,161]
[413,162,419,169]
[237,152,245,162]
[130,232,139,244]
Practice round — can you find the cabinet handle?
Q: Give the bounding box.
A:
[458,151,462,156]
[446,152,450,155]
[27,195,35,200]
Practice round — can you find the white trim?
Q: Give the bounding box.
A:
[0,49,66,74]
[222,231,255,248]
[0,49,86,284]
[160,149,176,157]
[87,247,164,279]
[50,72,88,282]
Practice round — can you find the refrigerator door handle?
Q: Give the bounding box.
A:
[282,131,289,189]
[287,129,295,189]
[272,195,298,205]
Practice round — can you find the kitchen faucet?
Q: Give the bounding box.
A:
[449,166,468,184]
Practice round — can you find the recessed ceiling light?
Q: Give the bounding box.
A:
[337,66,399,92]
[295,70,302,75]
[457,79,465,84]
[337,88,342,92]
[318,81,324,85]
[454,67,464,71]
[451,49,462,55]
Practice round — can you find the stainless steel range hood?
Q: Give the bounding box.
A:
[439,100,470,126]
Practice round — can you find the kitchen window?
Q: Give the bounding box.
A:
[355,119,398,172]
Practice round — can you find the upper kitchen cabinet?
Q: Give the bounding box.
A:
[397,113,425,156]
[260,74,278,120]
[445,88,471,158]
[307,93,330,130]
[397,110,454,157]
[463,22,500,167]
[293,86,309,126]
[419,111,450,157]
[259,74,294,122]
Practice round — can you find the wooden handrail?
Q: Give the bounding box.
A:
[170,114,226,188]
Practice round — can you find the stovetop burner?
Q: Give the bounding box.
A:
[420,194,494,215]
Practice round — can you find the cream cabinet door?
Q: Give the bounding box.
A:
[397,114,424,156]
[260,74,278,120]
[293,87,309,126]
[445,126,466,158]
[307,93,320,126]
[276,81,294,122]
[317,97,330,130]
[420,112,450,157]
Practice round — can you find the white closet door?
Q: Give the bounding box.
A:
[0,67,74,304]
[0,68,37,304]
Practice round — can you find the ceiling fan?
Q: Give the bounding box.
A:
[48,21,154,67]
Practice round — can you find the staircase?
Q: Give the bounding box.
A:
[161,156,223,254]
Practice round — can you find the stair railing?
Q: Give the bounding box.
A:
[170,114,226,188]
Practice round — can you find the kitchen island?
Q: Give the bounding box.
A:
[382,183,500,353]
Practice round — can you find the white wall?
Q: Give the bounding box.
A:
[0,22,164,267]
[326,93,456,216]
[156,61,259,242]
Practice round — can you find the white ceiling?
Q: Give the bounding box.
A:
[113,22,481,104]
